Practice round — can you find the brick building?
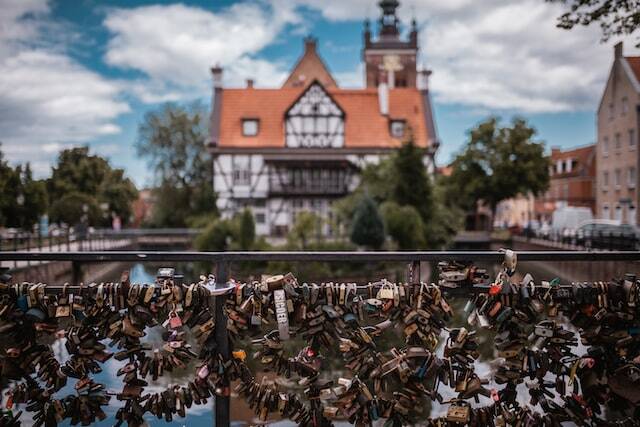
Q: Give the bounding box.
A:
[535,145,597,222]
[596,42,640,225]
[208,0,439,237]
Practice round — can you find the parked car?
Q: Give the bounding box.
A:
[574,220,640,250]
[552,207,593,240]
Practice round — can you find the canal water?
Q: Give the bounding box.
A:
[5,260,633,426]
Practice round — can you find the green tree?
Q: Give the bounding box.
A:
[236,209,256,250]
[334,137,457,248]
[289,212,323,249]
[194,210,256,252]
[446,117,550,222]
[425,177,466,247]
[47,147,138,226]
[392,137,434,225]
[548,0,640,45]
[350,195,385,249]
[380,201,425,250]
[0,146,47,229]
[137,103,217,227]
[195,219,231,252]
[49,193,100,226]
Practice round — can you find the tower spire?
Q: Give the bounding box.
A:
[364,0,419,88]
[378,0,400,37]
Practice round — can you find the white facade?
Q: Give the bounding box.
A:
[213,152,434,237]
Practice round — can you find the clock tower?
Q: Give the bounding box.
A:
[363,0,418,88]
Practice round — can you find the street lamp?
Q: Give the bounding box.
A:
[16,193,25,230]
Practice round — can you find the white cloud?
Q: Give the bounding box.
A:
[335,63,365,88]
[103,2,299,100]
[292,0,640,112]
[0,0,129,176]
[0,0,49,50]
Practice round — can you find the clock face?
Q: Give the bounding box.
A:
[383,54,403,72]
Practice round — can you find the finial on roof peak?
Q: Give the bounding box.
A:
[304,35,318,53]
[378,0,400,37]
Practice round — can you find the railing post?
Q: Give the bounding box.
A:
[72,261,82,284]
[13,236,17,269]
[214,260,230,427]
[26,235,31,267]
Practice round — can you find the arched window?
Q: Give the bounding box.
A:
[285,83,345,148]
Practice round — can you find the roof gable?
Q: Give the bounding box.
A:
[286,81,344,117]
[282,38,338,89]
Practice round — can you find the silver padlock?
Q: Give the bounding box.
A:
[502,249,517,276]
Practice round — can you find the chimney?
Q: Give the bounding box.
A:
[211,65,223,89]
[378,71,389,116]
[246,78,254,89]
[615,41,623,59]
[304,36,317,53]
[209,66,223,149]
[417,68,432,91]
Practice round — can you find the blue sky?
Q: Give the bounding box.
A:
[1,0,638,187]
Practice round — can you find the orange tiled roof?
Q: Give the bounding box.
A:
[550,145,594,163]
[283,44,337,89]
[550,144,596,177]
[218,86,430,148]
[626,56,640,82]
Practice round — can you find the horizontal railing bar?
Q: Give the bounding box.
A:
[0,251,639,263]
[1,281,496,295]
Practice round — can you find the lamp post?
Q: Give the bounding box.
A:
[16,193,24,230]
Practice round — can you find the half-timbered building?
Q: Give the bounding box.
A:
[208,0,439,237]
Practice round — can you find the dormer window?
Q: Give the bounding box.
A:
[242,119,259,136]
[390,120,405,138]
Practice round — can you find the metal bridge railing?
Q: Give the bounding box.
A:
[1,250,639,427]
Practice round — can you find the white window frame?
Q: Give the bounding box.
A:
[603,171,609,190]
[630,129,636,150]
[242,119,259,137]
[615,169,621,189]
[629,166,636,189]
[603,137,609,156]
[603,204,610,219]
[390,120,406,138]
[629,205,638,226]
[232,157,251,186]
[565,158,573,173]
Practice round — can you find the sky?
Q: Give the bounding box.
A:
[1,0,639,188]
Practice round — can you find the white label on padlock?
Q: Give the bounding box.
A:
[274,289,290,340]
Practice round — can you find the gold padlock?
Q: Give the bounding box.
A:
[377,281,395,300]
[446,403,470,423]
